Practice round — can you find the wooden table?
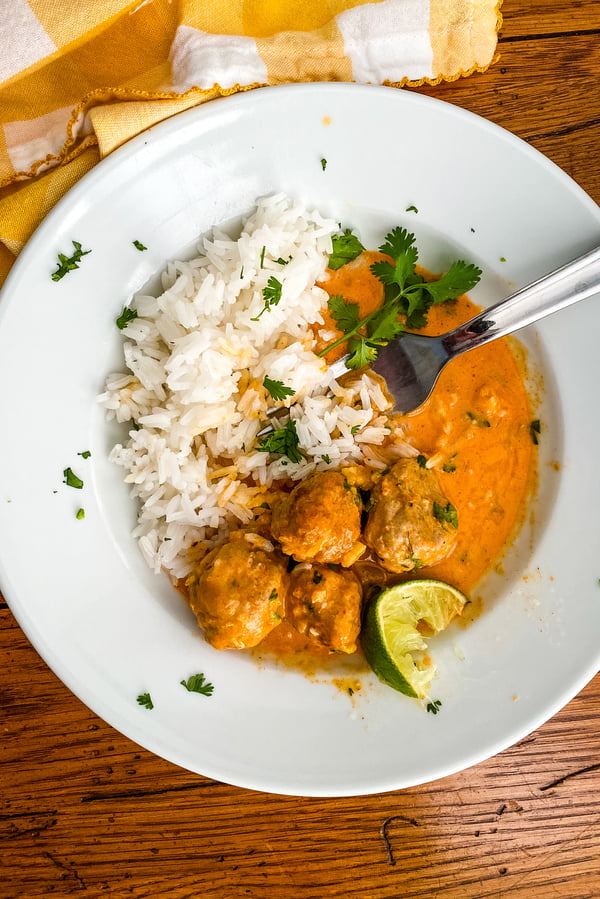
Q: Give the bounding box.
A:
[2,2,599,896]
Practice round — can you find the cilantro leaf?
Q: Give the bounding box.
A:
[433,501,459,528]
[257,419,302,463]
[137,692,154,710]
[378,227,418,267]
[51,240,91,281]
[76,508,85,520]
[373,243,419,292]
[180,673,214,696]
[252,276,283,320]
[422,261,482,304]
[116,307,138,329]
[263,376,296,401]
[426,699,442,714]
[327,294,360,333]
[366,302,405,342]
[346,336,378,370]
[263,276,282,304]
[133,240,147,251]
[328,229,364,270]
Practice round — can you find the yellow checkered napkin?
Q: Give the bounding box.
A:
[0,0,502,285]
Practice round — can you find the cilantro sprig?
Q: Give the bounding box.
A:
[371,227,481,328]
[252,276,283,320]
[263,376,296,402]
[51,241,91,281]
[319,227,482,368]
[257,419,302,463]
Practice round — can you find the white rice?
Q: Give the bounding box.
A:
[100,194,416,579]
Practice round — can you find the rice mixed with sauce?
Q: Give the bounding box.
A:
[99,194,416,580]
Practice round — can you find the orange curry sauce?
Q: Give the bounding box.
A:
[318,251,535,596]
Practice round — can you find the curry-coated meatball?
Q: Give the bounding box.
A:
[186,533,288,650]
[364,458,458,573]
[287,563,363,654]
[271,471,363,565]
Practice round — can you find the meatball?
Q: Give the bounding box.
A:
[186,533,288,650]
[271,471,363,565]
[287,563,363,654]
[364,458,458,573]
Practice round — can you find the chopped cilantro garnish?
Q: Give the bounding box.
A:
[252,276,283,320]
[63,467,83,489]
[351,425,360,435]
[257,419,302,463]
[530,419,541,445]
[269,589,278,601]
[321,454,331,464]
[116,307,138,329]
[328,229,365,270]
[263,376,296,401]
[416,454,427,468]
[406,205,419,213]
[78,450,91,459]
[180,673,214,696]
[320,158,327,171]
[76,508,85,520]
[133,240,147,251]
[51,241,91,281]
[433,501,458,528]
[260,245,266,268]
[137,692,154,710]
[426,699,442,714]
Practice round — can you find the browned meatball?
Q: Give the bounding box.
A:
[287,563,363,654]
[364,458,458,573]
[186,533,288,650]
[271,471,363,565]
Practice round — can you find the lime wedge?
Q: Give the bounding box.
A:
[362,579,468,698]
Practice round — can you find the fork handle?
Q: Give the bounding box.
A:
[442,244,600,357]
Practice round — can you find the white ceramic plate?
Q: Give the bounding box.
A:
[1,84,599,797]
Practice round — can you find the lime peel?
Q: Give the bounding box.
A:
[362,579,468,699]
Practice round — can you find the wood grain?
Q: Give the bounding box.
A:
[2,2,600,896]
